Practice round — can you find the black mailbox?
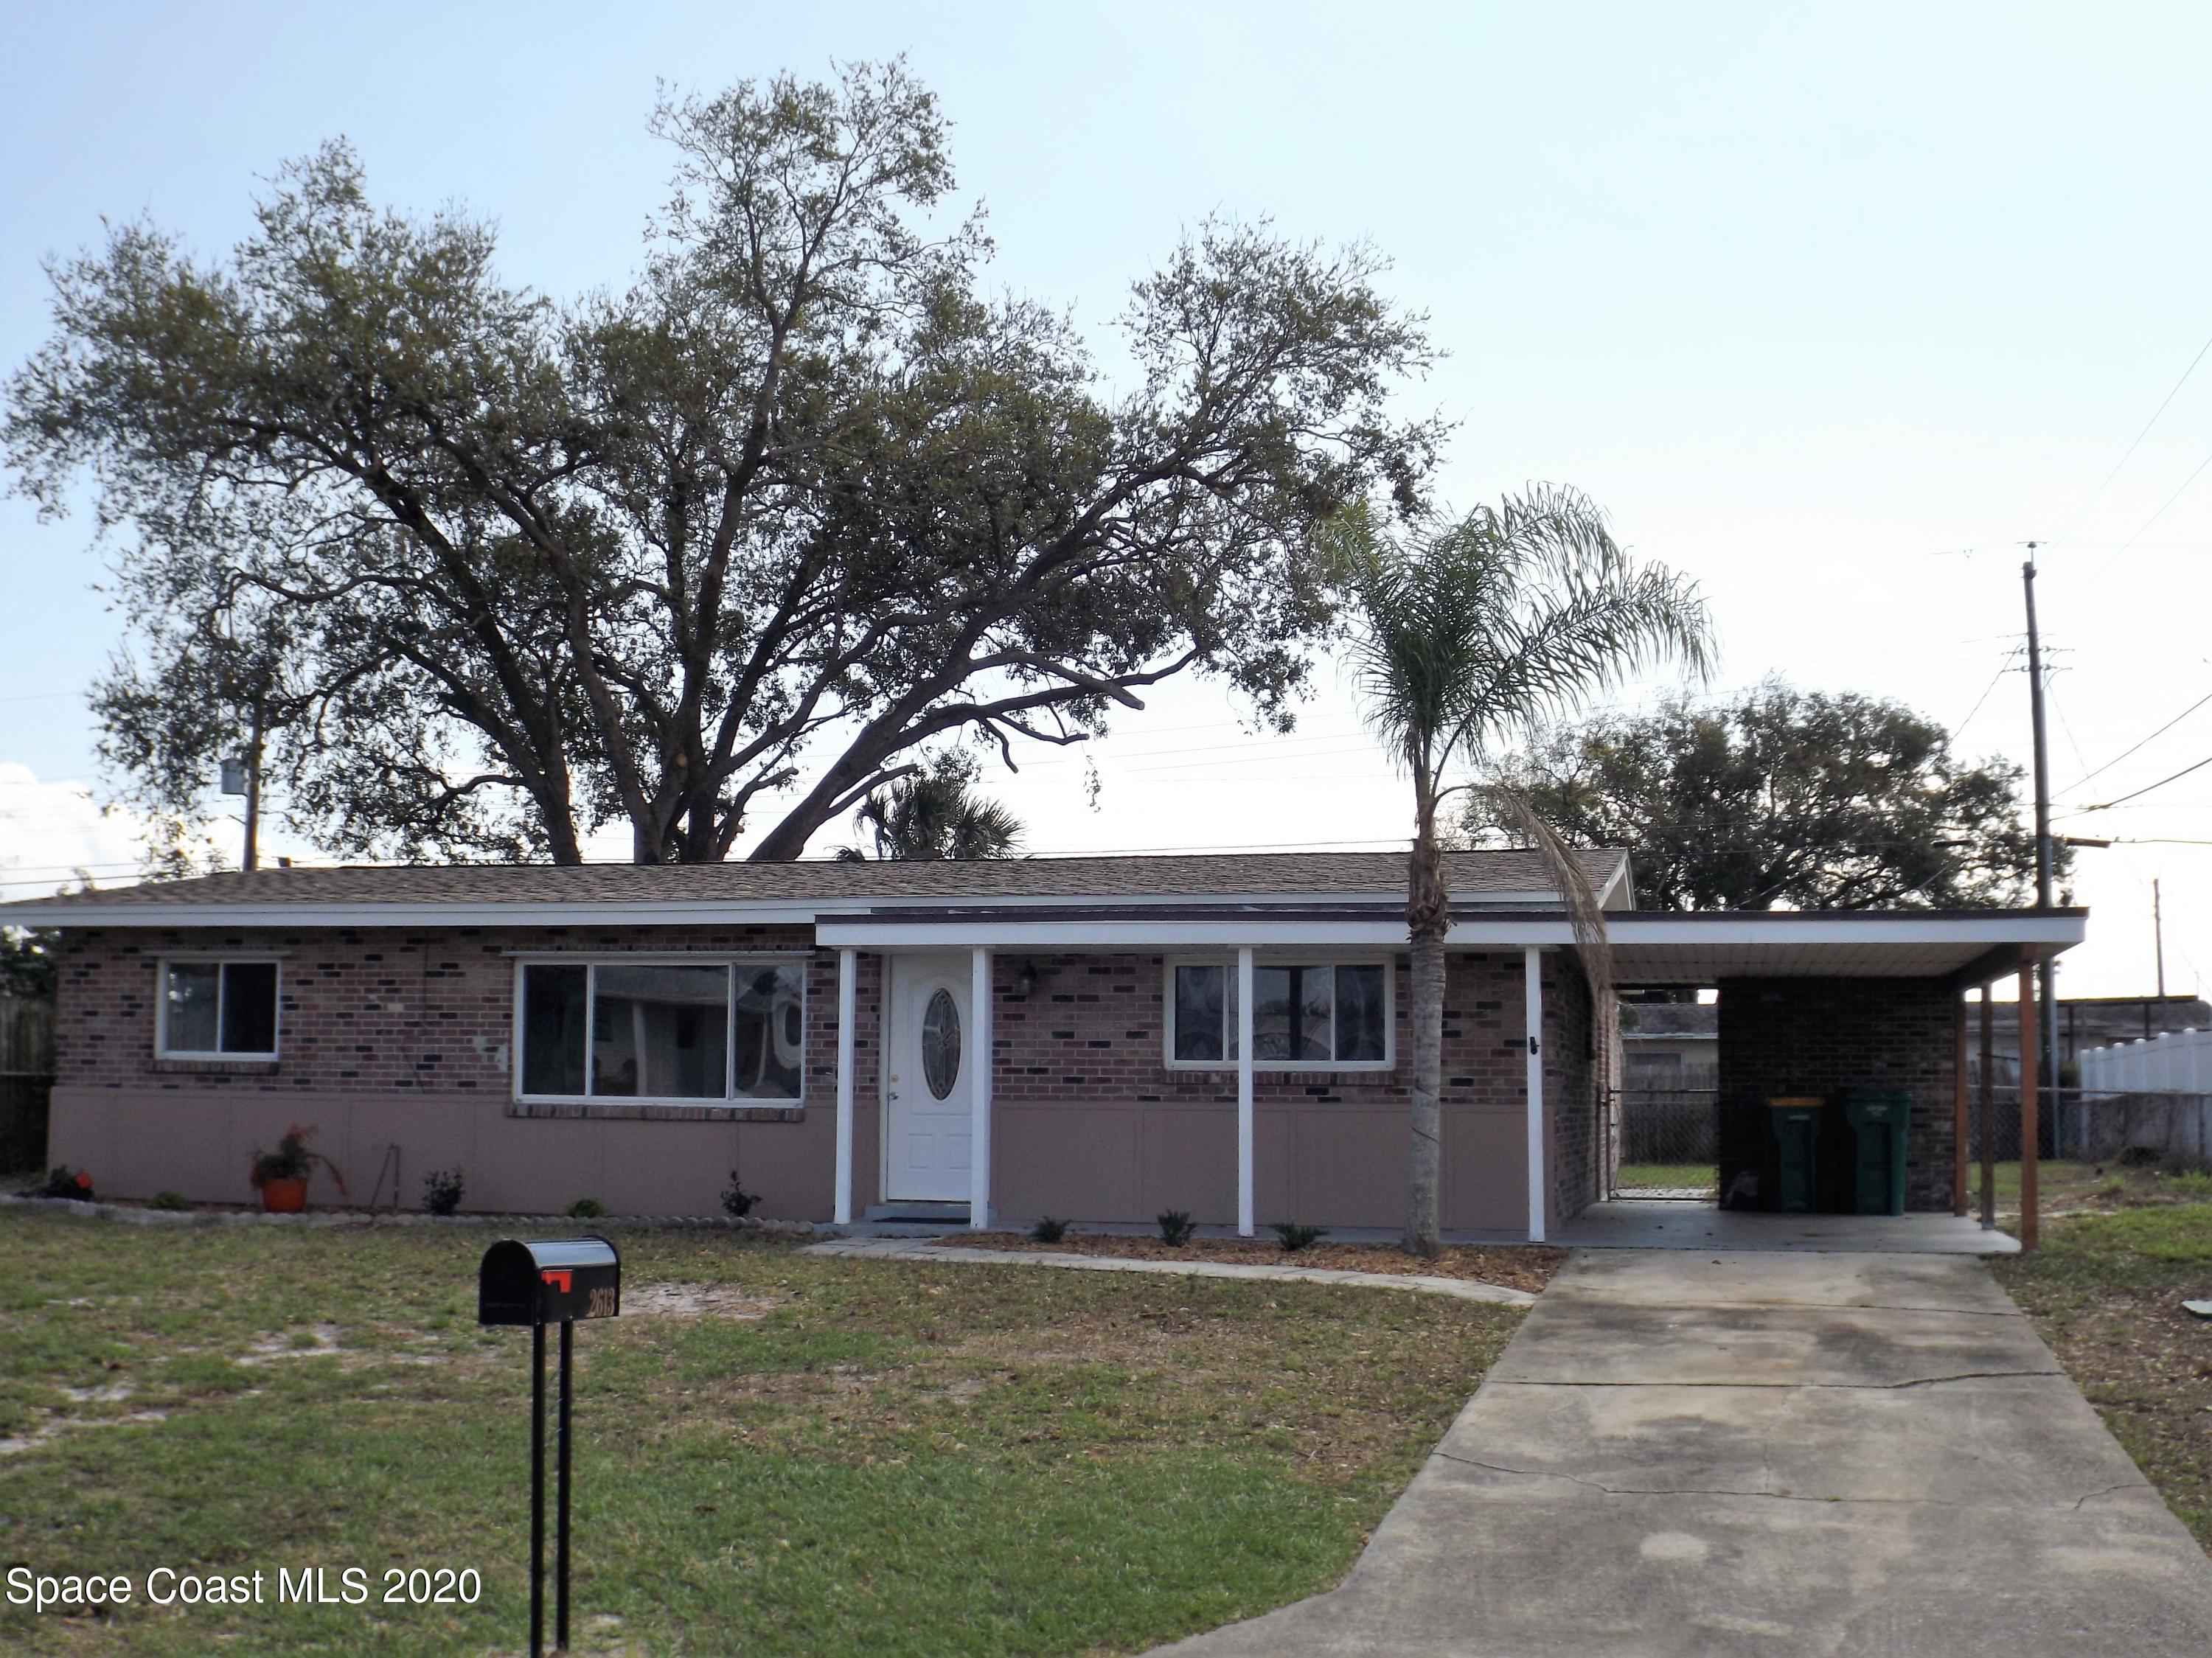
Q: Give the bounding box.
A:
[478,1236,622,1657]
[478,1236,621,1326]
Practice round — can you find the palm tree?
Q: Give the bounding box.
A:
[841,754,1026,861]
[1340,487,1712,1256]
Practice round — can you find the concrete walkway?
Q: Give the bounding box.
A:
[1554,1198,2020,1254]
[799,1236,1535,1306]
[1154,1249,2212,1657]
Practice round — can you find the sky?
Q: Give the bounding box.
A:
[1,1,2210,1000]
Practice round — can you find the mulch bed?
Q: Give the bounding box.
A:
[942,1232,1568,1294]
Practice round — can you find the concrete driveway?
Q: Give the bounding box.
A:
[1153,1250,2212,1657]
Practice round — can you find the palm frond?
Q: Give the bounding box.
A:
[1344,487,1713,804]
[1472,782,1614,1088]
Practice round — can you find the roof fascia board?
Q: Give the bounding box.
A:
[818,918,1428,949]
[1606,914,2085,947]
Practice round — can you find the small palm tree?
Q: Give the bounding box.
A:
[1340,487,1712,1256]
[843,754,1025,861]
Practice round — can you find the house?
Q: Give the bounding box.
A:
[1618,999,1718,1090]
[1,852,2085,1238]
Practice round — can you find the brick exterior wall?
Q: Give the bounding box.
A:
[50,924,883,1222]
[47,925,1598,1233]
[1715,977,1961,1212]
[989,949,1596,1233]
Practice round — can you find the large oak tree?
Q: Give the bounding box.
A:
[6,62,1439,864]
[1467,681,2055,910]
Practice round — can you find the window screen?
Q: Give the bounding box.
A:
[161,961,279,1056]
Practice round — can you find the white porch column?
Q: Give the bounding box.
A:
[970,947,993,1232]
[1524,946,1547,1244]
[833,948,858,1226]
[1237,946,1256,1237]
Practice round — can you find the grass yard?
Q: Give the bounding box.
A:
[1974,1157,2212,1217]
[1992,1196,2212,1552]
[1613,1162,1717,1191]
[0,1210,1521,1656]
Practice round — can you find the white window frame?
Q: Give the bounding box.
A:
[155,955,283,1061]
[1162,954,1395,1073]
[509,953,808,1108]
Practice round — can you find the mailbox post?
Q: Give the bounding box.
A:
[478,1238,619,1657]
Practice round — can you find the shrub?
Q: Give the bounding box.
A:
[567,1197,606,1219]
[1032,1215,1069,1244]
[1273,1222,1329,1253]
[422,1168,466,1216]
[33,1166,94,1202]
[1157,1209,1196,1247]
[148,1191,188,1211]
[721,1170,758,1219]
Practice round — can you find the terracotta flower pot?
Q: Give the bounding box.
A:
[260,1177,308,1213]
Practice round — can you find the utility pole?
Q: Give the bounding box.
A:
[243,697,264,874]
[2022,549,2060,1151]
[2154,877,2166,1000]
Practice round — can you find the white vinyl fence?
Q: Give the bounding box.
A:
[2075,1028,2212,1170]
[2080,1027,2210,1093]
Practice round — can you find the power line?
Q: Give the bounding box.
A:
[2100,444,2212,571]
[2061,687,2212,794]
[1951,646,2023,742]
[2061,325,2212,538]
[2059,750,2212,816]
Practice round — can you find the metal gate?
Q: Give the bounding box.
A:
[1608,1087,1719,1200]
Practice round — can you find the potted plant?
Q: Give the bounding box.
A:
[248,1125,346,1213]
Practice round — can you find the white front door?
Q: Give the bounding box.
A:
[885,954,973,1202]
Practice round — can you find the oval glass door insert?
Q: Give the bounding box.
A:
[922,988,961,1099]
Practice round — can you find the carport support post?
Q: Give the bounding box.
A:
[1952,997,1969,1216]
[1524,947,1546,1244]
[970,947,992,1232]
[833,949,857,1226]
[2018,961,2040,1250]
[1979,989,1995,1230]
[1237,947,1256,1238]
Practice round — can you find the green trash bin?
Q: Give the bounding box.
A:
[1766,1097,1826,1214]
[1842,1089,1912,1216]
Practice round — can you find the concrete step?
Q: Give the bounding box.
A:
[863,1201,970,1225]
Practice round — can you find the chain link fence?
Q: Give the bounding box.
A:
[1964,1086,2210,1171]
[1608,1086,1718,1198]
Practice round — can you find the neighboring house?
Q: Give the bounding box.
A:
[1618,1000,1717,1090]
[1,854,2084,1236]
[1969,994,2211,1083]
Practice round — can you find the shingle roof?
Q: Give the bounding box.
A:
[1621,1002,1719,1037]
[1,848,1629,913]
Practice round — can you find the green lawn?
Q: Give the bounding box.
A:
[0,1211,1520,1655]
[1992,1197,2212,1551]
[1615,1163,1717,1191]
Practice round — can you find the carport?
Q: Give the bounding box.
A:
[1597,908,2087,1247]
